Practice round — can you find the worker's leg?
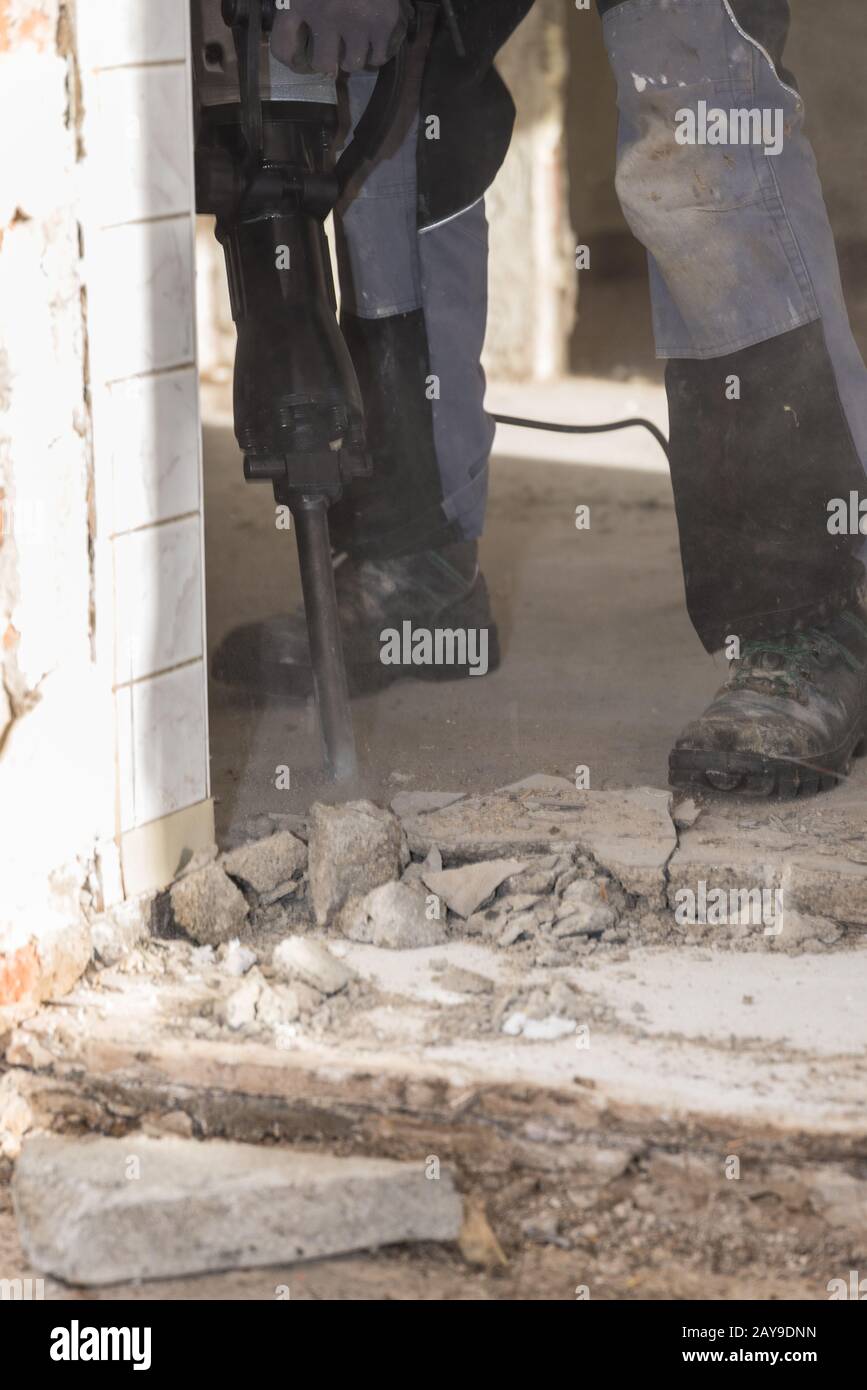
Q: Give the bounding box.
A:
[601,0,867,651]
[601,0,867,793]
[331,66,494,559]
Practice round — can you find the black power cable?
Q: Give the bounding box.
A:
[493,412,670,464]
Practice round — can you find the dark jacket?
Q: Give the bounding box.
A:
[417,0,536,228]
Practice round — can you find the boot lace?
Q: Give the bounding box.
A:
[729,613,867,701]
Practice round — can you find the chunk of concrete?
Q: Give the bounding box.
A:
[496,774,576,794]
[255,982,302,1029]
[12,1133,464,1284]
[216,975,262,1030]
[421,858,528,919]
[405,787,676,905]
[308,801,402,925]
[432,964,494,995]
[221,832,307,897]
[390,790,466,819]
[553,880,617,936]
[91,895,152,966]
[169,865,249,946]
[272,937,354,995]
[343,881,447,949]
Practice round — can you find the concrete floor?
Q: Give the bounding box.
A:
[203,370,867,846]
[203,378,729,845]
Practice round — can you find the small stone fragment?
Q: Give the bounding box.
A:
[217,975,262,1030]
[272,937,354,995]
[255,982,302,1029]
[219,940,257,977]
[459,1197,508,1269]
[499,914,535,946]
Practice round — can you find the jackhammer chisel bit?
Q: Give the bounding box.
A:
[191,0,408,780]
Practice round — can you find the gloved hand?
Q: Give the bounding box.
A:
[270,0,412,77]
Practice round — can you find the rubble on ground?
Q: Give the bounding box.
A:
[220,830,307,902]
[5,775,867,1295]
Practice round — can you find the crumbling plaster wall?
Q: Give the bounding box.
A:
[0,0,104,1025]
[0,1,212,1030]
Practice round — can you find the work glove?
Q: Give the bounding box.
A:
[270,0,412,77]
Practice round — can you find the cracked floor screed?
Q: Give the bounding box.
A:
[2,780,866,1299]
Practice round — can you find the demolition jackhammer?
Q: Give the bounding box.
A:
[191,0,410,780]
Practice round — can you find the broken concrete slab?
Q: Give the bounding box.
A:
[342,882,447,950]
[405,787,676,905]
[390,791,465,819]
[668,815,867,935]
[221,832,307,898]
[421,858,528,919]
[169,865,249,946]
[272,937,354,996]
[496,774,576,795]
[308,801,402,925]
[12,1133,463,1284]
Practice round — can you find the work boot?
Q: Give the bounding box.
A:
[670,593,867,797]
[212,539,499,697]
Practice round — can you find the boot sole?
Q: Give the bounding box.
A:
[669,719,867,799]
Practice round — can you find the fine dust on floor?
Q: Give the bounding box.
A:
[203,386,714,845]
[202,382,867,847]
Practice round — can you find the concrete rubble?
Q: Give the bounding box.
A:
[272,937,354,996]
[342,881,447,949]
[169,863,249,946]
[421,857,528,920]
[4,774,867,1293]
[221,831,307,903]
[308,800,403,925]
[399,785,677,906]
[13,1133,463,1285]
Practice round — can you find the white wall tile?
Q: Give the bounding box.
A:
[87,66,193,225]
[77,0,187,71]
[119,662,209,831]
[115,684,136,832]
[100,369,201,535]
[88,218,196,382]
[114,517,203,683]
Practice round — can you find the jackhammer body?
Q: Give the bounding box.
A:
[191,0,408,780]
